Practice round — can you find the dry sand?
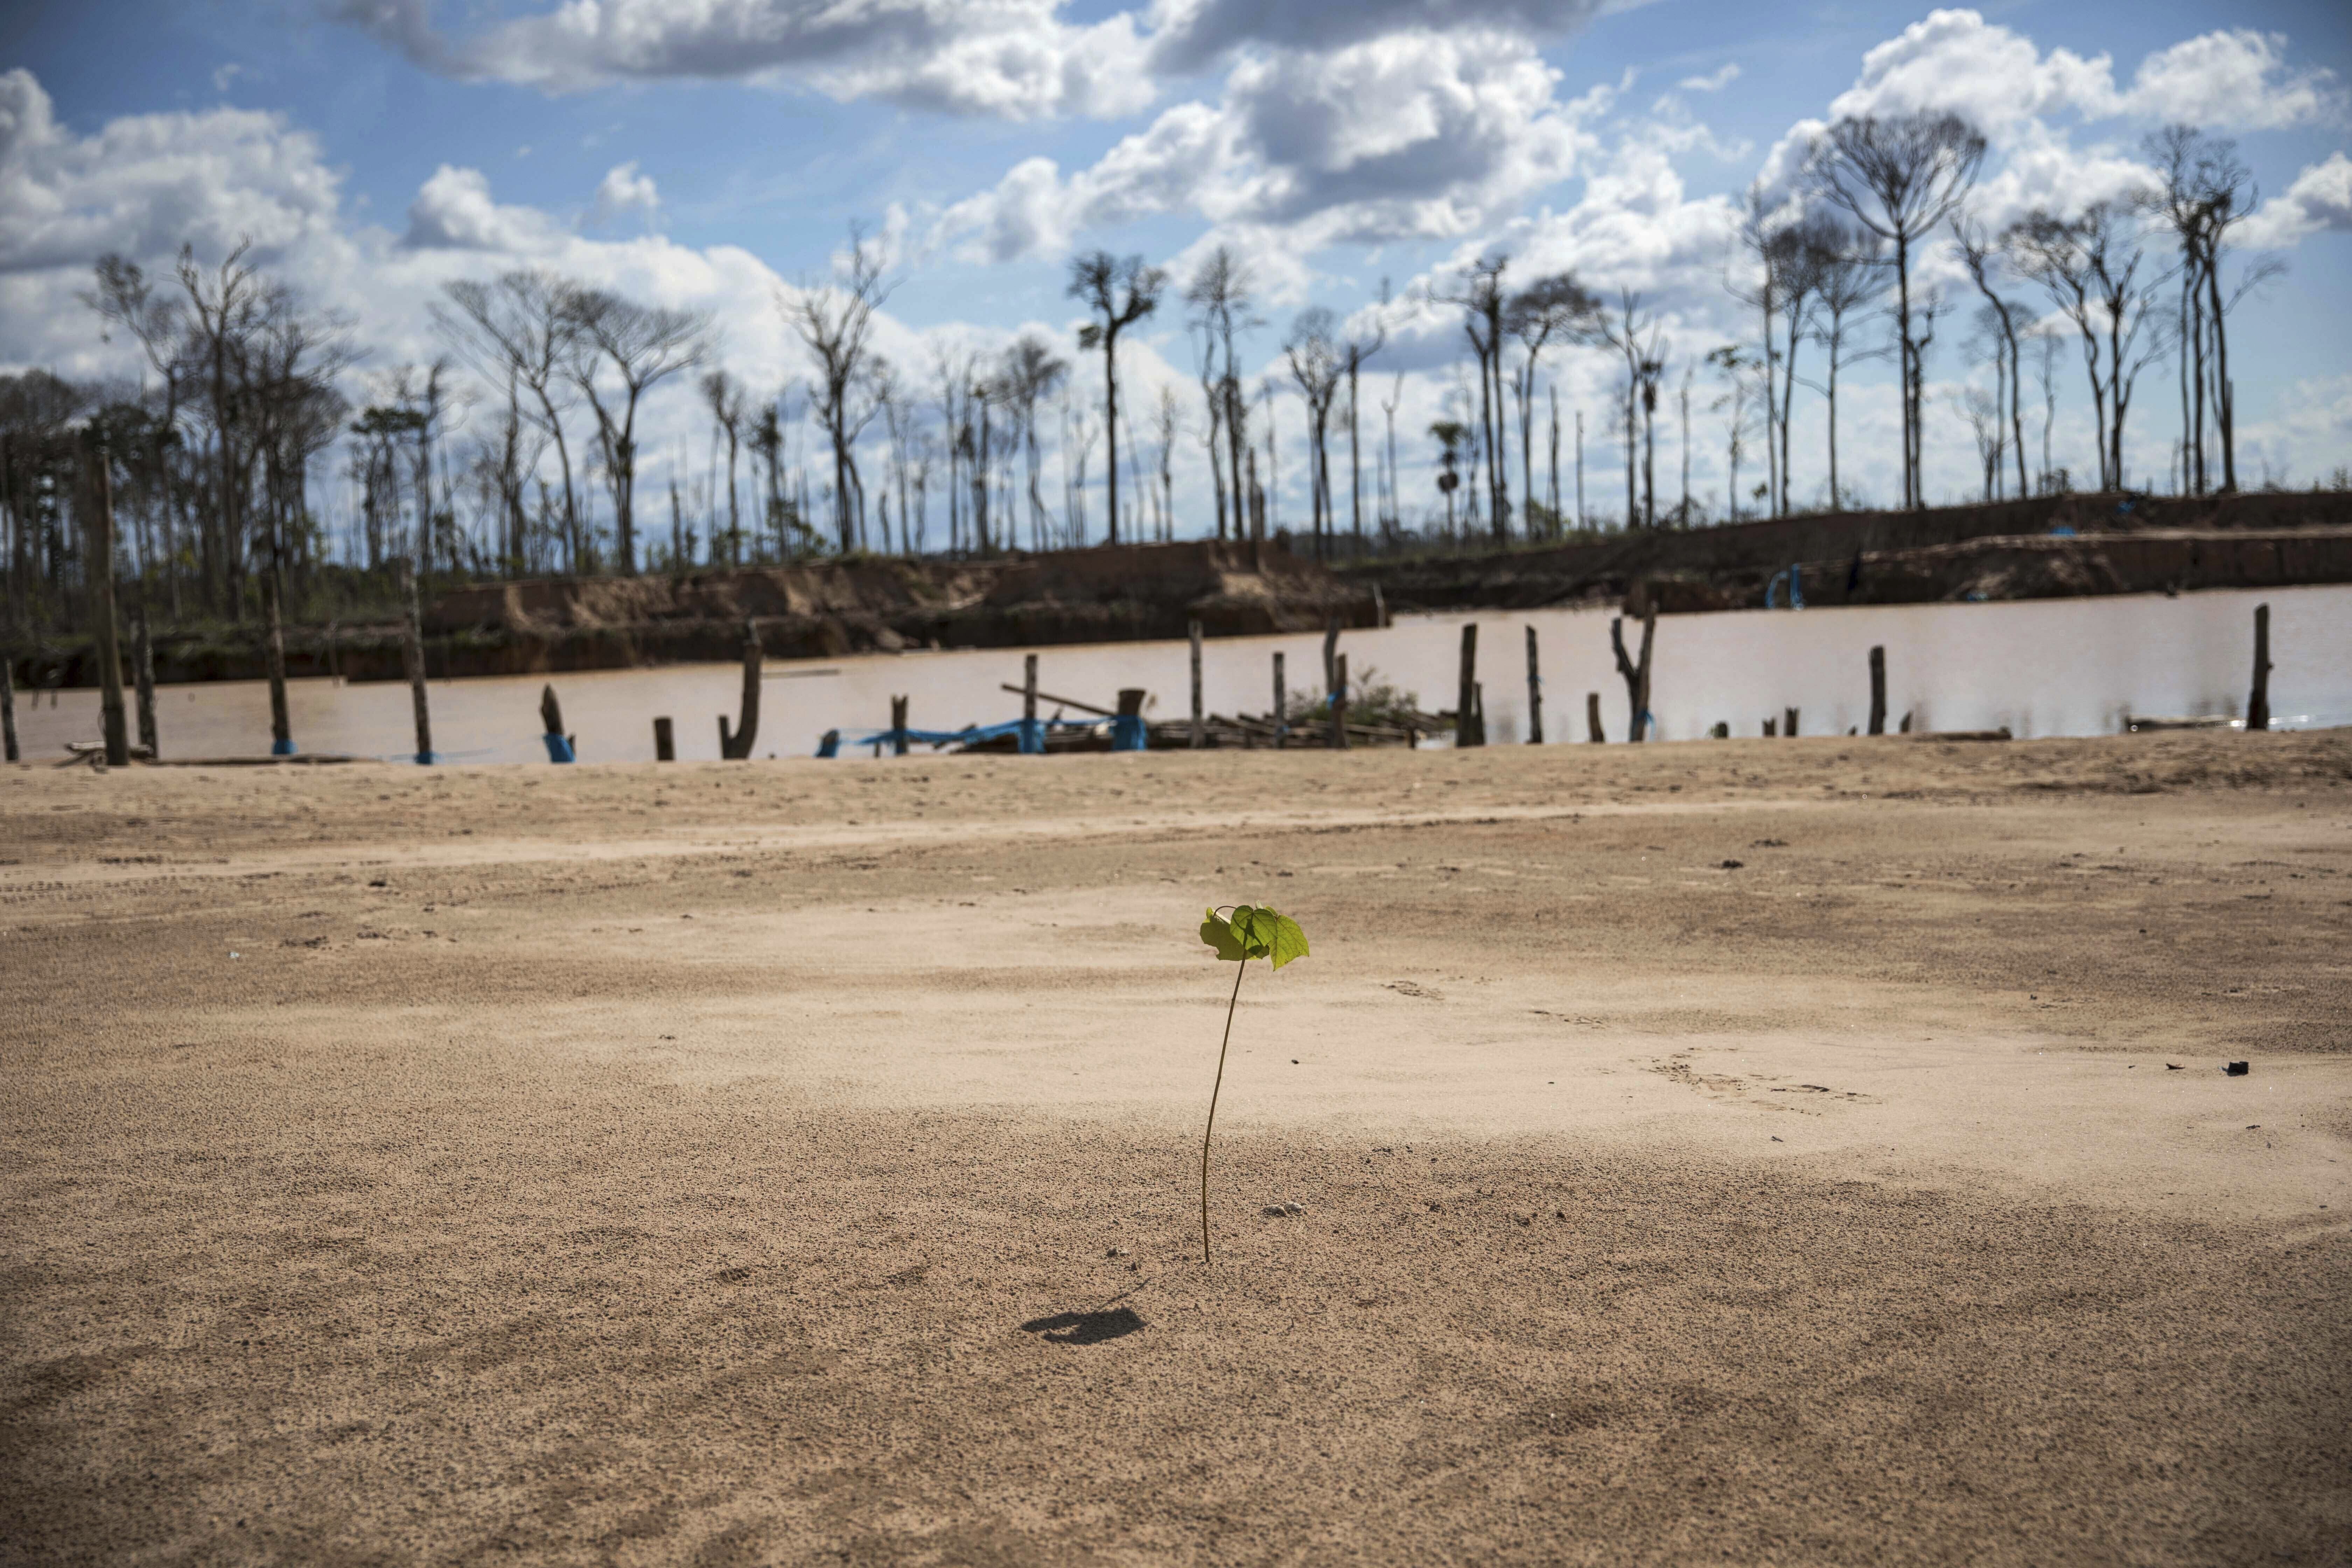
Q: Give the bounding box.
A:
[3,731,2348,1566]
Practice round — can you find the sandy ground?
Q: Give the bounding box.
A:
[2,731,2349,1566]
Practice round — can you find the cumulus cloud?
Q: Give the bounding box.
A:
[590,161,661,229]
[1676,64,1739,94]
[331,0,1149,119]
[2124,30,2342,131]
[2239,152,2352,250]
[1144,0,1606,75]
[1827,9,2338,139]
[400,164,568,251]
[0,68,340,276]
[939,33,1608,264]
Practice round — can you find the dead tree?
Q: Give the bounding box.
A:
[790,226,894,554]
[719,620,762,758]
[1611,607,1657,743]
[569,288,710,573]
[1069,251,1166,546]
[1808,113,1986,508]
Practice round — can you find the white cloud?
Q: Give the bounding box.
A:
[331,0,1150,119]
[1676,64,1739,94]
[2240,152,2352,250]
[2124,30,2342,132]
[0,68,341,276]
[399,164,568,251]
[590,161,661,229]
[1145,0,1606,75]
[938,33,1607,263]
[1826,9,2338,140]
[212,63,245,93]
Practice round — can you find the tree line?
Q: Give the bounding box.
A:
[0,114,2309,647]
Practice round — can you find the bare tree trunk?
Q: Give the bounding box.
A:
[1611,608,1656,743]
[399,556,433,764]
[1,656,16,762]
[90,453,130,768]
[131,601,158,758]
[2248,603,2270,731]
[1524,625,1542,744]
[1868,645,1887,735]
[719,619,762,758]
[1455,623,1479,748]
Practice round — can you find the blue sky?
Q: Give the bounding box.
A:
[5,0,2350,542]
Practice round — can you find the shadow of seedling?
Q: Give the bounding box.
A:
[1019,1307,1145,1345]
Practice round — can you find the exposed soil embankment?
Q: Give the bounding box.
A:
[10,540,1376,687]
[1350,490,2352,613]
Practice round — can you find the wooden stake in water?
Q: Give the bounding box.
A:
[0,656,16,763]
[1610,607,1656,743]
[1272,651,1287,749]
[1456,623,1479,747]
[1023,652,1039,755]
[1784,706,1800,739]
[890,694,909,756]
[1189,621,1204,749]
[653,716,675,761]
[1586,691,1603,744]
[89,449,130,768]
[131,602,158,758]
[1525,625,1543,744]
[2248,603,2271,732]
[399,557,433,764]
[719,619,762,758]
[1330,653,1349,750]
[1868,645,1887,736]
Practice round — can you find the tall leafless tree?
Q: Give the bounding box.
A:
[1952,213,2030,499]
[567,288,708,573]
[789,226,894,554]
[1433,256,1511,541]
[996,335,1068,553]
[435,270,586,569]
[1340,295,1388,551]
[2007,202,2169,492]
[1807,112,1986,508]
[1069,251,1166,547]
[700,369,747,566]
[1283,308,1343,560]
[1506,273,1598,536]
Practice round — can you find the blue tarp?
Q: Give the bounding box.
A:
[542,733,575,763]
[824,714,1113,757]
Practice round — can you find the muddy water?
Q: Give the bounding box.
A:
[11,584,2348,765]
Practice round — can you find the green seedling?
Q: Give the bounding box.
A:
[1196,903,1309,1265]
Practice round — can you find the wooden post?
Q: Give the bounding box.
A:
[1610,607,1656,743]
[653,716,675,761]
[1330,653,1350,750]
[89,451,130,767]
[1322,616,1340,695]
[399,556,433,764]
[541,684,576,762]
[891,694,909,756]
[2248,603,2271,732]
[1524,625,1543,744]
[1023,651,1040,755]
[1784,706,1799,738]
[1272,651,1287,749]
[1585,691,1603,744]
[1763,716,1776,737]
[1189,621,1204,748]
[131,602,158,758]
[1472,682,1484,748]
[263,568,292,755]
[1,655,16,762]
[719,619,762,758]
[1867,645,1887,736]
[1456,623,1479,747]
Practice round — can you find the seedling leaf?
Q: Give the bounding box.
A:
[1194,901,1313,1266]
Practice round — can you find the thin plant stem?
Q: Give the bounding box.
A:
[1201,956,1248,1266]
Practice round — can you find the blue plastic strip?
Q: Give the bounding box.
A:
[542,733,575,763]
[270,736,297,756]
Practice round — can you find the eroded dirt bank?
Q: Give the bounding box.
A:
[3,732,2348,1565]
